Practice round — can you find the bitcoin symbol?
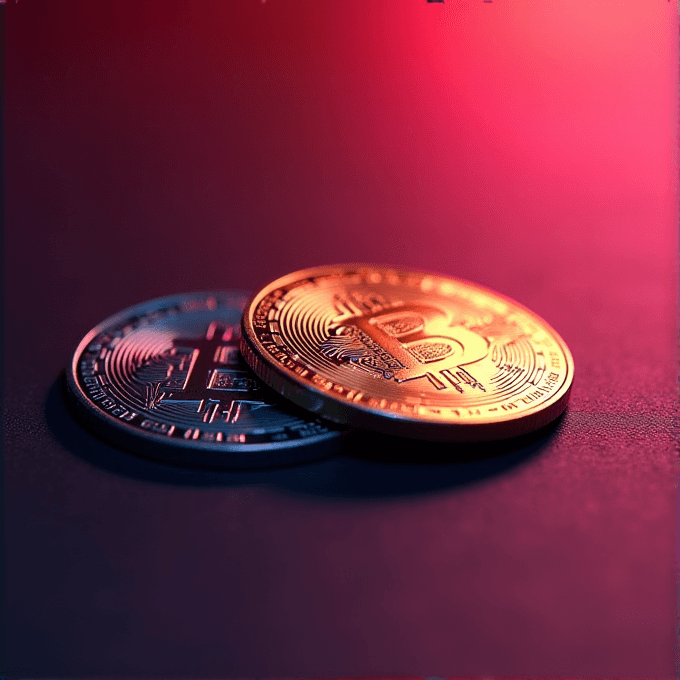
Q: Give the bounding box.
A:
[137,321,269,422]
[321,302,489,391]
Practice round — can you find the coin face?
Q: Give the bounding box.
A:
[241,265,574,441]
[67,292,343,468]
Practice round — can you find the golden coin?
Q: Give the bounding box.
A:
[241,265,574,441]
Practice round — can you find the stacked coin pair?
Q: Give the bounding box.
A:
[67,264,574,468]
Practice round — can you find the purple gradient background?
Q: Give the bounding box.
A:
[3,0,678,677]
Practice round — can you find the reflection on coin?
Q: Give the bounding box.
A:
[66,292,344,468]
[241,265,574,441]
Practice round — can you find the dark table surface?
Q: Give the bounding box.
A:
[4,1,678,677]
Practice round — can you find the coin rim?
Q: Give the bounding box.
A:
[240,264,574,441]
[66,291,344,467]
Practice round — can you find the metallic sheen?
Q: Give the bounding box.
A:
[241,265,574,441]
[67,292,343,467]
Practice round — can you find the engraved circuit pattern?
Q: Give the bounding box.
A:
[69,292,340,461]
[242,265,573,439]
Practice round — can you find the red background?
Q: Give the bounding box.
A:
[3,1,678,676]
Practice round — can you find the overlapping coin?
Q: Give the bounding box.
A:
[240,265,574,441]
[66,292,343,468]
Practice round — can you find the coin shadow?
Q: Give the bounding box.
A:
[46,374,561,499]
[314,422,560,498]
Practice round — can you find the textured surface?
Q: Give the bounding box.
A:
[241,265,574,439]
[66,291,343,468]
[3,1,677,677]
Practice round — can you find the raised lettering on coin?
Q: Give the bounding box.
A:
[241,265,574,441]
[67,292,343,467]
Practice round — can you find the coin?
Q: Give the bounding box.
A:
[66,292,344,468]
[241,265,574,441]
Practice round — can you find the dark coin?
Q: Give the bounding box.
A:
[66,292,344,468]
